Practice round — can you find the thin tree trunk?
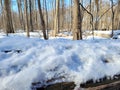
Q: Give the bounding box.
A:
[52,0,55,31]
[29,0,33,32]
[90,0,94,38]
[0,0,4,30]
[53,0,59,36]
[70,0,72,32]
[45,0,49,38]
[24,0,29,37]
[95,0,99,30]
[61,0,64,31]
[11,12,16,32]
[117,0,120,29]
[38,0,48,40]
[34,0,38,30]
[111,0,114,37]
[17,0,25,30]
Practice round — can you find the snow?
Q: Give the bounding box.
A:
[0,33,120,90]
[112,30,120,39]
[94,30,112,34]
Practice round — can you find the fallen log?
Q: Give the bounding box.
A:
[81,74,120,88]
[32,74,120,90]
[85,80,120,90]
[33,82,75,90]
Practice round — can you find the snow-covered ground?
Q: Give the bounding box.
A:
[0,31,120,90]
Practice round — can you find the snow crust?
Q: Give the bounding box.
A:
[0,34,120,90]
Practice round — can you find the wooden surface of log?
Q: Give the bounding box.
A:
[32,75,120,90]
[81,75,120,88]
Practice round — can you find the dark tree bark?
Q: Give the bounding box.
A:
[38,0,48,40]
[45,0,49,38]
[79,2,94,39]
[29,0,33,32]
[110,0,115,37]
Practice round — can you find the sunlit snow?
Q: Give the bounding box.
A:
[0,33,120,90]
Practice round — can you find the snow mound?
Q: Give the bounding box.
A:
[0,35,120,90]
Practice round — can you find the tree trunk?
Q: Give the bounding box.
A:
[90,0,94,38]
[73,0,82,40]
[111,0,114,37]
[4,0,14,35]
[117,0,120,30]
[53,0,60,37]
[45,0,49,38]
[0,0,4,30]
[38,0,48,40]
[17,0,25,30]
[29,0,33,32]
[61,0,65,31]
[70,0,72,32]
[24,0,30,37]
[95,0,99,30]
[34,0,38,30]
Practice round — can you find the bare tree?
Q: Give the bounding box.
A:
[61,0,65,30]
[4,0,14,35]
[95,0,99,30]
[29,0,33,32]
[0,0,119,37]
[117,0,120,29]
[34,0,38,30]
[70,0,73,31]
[44,0,49,37]
[0,0,4,29]
[53,0,60,36]
[90,0,94,38]
[24,0,29,37]
[38,0,48,40]
[110,0,115,37]
[73,0,82,40]
[79,2,94,38]
[17,0,25,30]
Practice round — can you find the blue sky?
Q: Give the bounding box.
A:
[11,0,89,11]
[11,0,118,12]
[12,0,71,12]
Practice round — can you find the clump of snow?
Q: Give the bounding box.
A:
[0,34,120,90]
[112,30,120,39]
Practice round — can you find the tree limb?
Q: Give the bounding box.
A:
[98,3,117,21]
[79,3,94,38]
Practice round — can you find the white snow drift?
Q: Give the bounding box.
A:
[0,34,120,90]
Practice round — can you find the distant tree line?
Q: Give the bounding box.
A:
[0,0,120,40]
